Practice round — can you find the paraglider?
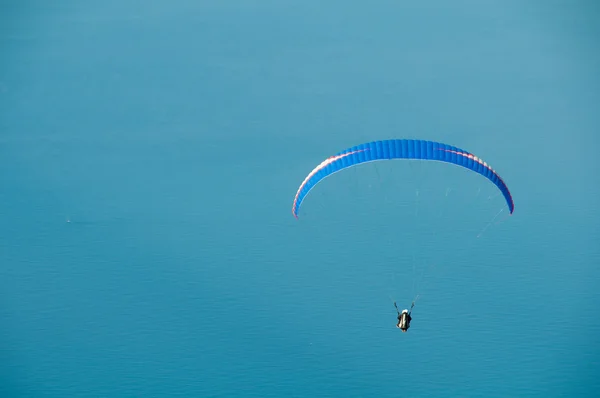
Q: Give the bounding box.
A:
[395,301,414,332]
[291,139,514,332]
[291,139,514,218]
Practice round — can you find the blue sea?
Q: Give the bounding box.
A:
[1,1,599,397]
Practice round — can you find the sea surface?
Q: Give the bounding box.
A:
[1,1,599,397]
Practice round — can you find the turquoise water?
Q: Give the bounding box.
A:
[1,1,599,396]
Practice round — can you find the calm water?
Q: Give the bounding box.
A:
[1,1,599,397]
